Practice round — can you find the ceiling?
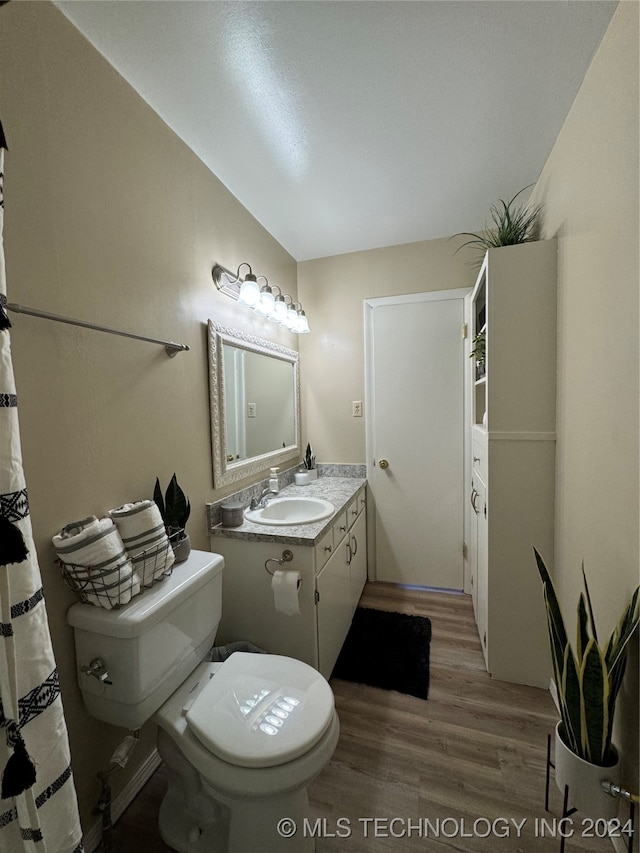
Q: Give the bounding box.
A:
[56,0,617,262]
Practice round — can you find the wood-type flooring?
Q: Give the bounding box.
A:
[103,582,623,852]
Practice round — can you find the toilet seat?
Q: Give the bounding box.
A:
[185,652,334,768]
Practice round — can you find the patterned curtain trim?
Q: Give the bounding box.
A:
[0,490,29,522]
[0,670,60,732]
[0,762,76,827]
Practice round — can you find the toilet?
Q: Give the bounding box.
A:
[67,550,339,853]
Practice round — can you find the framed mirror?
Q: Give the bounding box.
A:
[208,321,301,487]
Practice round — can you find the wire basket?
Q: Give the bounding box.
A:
[58,533,177,609]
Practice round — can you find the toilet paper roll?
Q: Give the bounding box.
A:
[271,570,301,616]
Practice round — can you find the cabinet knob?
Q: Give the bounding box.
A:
[324,545,332,553]
[377,458,389,470]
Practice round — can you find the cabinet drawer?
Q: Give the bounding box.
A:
[332,511,348,546]
[346,489,366,529]
[472,438,487,482]
[315,526,336,570]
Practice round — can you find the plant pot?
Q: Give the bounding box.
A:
[171,533,191,565]
[554,723,620,819]
[306,468,318,481]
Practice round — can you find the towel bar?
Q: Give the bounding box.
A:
[7,303,189,357]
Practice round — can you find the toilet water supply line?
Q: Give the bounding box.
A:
[601,781,640,803]
[95,731,140,850]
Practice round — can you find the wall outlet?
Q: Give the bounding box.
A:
[352,401,363,417]
[247,402,257,418]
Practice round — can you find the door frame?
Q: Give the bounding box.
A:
[363,288,472,587]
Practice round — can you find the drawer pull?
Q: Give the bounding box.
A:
[324,545,332,554]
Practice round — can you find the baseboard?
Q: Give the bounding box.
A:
[83,748,162,853]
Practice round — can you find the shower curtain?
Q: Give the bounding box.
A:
[0,125,83,850]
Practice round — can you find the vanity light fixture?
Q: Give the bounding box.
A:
[212,262,311,333]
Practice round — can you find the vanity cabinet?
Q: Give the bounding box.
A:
[316,492,367,676]
[211,484,367,679]
[466,240,556,688]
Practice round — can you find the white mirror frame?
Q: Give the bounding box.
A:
[208,320,301,488]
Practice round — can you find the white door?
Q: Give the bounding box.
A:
[365,290,467,589]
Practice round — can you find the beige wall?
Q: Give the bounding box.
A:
[297,237,476,463]
[530,0,639,795]
[0,1,297,832]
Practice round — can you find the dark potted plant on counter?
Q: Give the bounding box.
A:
[533,547,639,819]
[453,185,542,267]
[154,474,191,563]
[303,442,317,480]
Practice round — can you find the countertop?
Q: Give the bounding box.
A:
[208,476,366,546]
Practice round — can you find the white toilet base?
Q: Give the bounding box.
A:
[157,726,325,853]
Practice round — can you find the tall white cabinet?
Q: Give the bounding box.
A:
[466,240,556,688]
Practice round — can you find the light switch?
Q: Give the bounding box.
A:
[247,403,257,418]
[352,401,363,417]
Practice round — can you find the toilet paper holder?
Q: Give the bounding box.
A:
[265,550,301,587]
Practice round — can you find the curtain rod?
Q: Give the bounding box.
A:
[7,303,189,357]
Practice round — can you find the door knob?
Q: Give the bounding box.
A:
[377,458,389,469]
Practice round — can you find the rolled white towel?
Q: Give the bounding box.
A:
[109,500,175,586]
[53,517,140,609]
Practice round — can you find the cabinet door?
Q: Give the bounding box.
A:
[475,476,489,667]
[469,477,479,616]
[316,542,352,679]
[347,510,367,609]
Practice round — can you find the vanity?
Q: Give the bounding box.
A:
[205,320,368,678]
[208,476,367,679]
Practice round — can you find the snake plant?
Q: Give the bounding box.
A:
[154,474,191,541]
[534,548,639,766]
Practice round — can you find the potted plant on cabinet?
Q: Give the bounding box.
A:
[154,474,191,563]
[533,548,639,818]
[453,185,542,267]
[469,330,486,379]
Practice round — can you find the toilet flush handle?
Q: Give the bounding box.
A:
[81,657,112,685]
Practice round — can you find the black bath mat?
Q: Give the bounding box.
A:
[332,607,431,699]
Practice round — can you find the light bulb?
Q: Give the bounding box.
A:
[238,274,260,307]
[254,286,275,316]
[297,310,310,334]
[273,295,288,323]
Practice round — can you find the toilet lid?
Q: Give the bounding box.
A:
[185,652,334,768]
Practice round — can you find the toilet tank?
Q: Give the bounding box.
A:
[67,550,224,730]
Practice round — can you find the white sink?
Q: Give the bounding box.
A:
[244,496,335,526]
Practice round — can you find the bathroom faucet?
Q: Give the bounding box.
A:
[250,487,278,510]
